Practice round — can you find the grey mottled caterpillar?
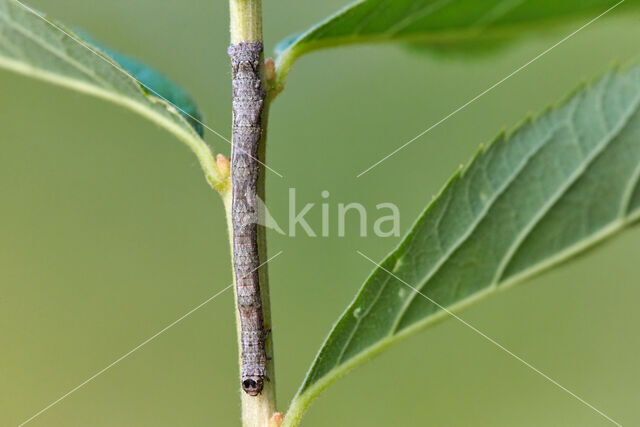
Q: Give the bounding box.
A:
[228,41,268,396]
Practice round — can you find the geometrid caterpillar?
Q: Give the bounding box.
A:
[228,41,268,396]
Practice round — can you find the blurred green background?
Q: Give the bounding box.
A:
[1,1,640,426]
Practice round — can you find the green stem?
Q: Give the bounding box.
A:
[227,1,278,425]
[229,0,262,44]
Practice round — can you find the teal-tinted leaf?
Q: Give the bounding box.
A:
[274,31,303,57]
[0,0,222,189]
[275,0,638,85]
[75,31,204,137]
[283,63,640,425]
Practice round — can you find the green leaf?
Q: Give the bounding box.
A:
[0,0,222,189]
[275,0,637,86]
[283,63,640,426]
[74,30,205,137]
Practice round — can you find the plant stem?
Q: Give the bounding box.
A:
[227,1,277,426]
[229,0,262,43]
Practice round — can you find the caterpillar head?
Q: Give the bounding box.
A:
[242,376,264,396]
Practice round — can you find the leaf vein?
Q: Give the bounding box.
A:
[494,89,640,285]
[390,120,561,334]
[0,11,113,90]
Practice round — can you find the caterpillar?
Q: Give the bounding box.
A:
[228,41,268,396]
